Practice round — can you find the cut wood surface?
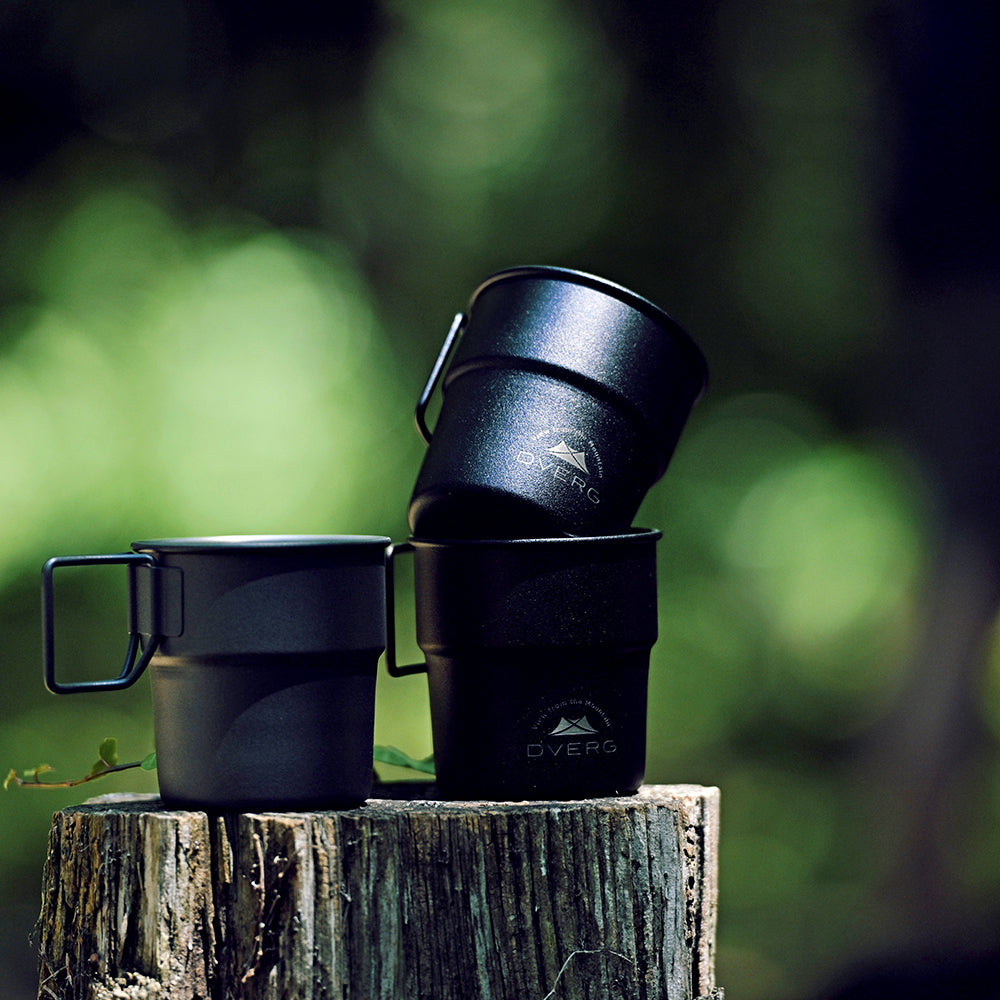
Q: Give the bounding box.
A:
[35,784,719,1000]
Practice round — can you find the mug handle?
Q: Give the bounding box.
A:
[414,312,466,444]
[384,542,427,677]
[42,553,165,694]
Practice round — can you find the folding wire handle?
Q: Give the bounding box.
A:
[383,541,427,677]
[414,312,466,444]
[42,553,163,694]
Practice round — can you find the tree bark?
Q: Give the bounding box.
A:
[35,784,718,1000]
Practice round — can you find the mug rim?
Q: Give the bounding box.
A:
[406,528,662,547]
[470,265,708,392]
[131,534,391,553]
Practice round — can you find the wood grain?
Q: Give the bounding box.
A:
[35,785,718,1000]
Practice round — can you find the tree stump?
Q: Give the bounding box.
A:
[35,784,719,1000]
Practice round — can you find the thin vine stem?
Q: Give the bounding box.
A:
[5,759,151,790]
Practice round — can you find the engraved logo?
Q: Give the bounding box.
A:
[513,427,603,506]
[547,440,590,474]
[526,700,617,761]
[548,716,598,737]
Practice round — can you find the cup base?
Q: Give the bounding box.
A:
[432,777,644,803]
[150,654,376,811]
[426,651,649,803]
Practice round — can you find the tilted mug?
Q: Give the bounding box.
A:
[409,266,707,538]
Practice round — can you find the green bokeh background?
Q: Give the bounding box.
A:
[3,1,999,997]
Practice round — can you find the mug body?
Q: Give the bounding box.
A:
[133,535,389,809]
[409,530,660,800]
[425,651,650,801]
[409,367,653,538]
[149,653,376,810]
[409,267,706,538]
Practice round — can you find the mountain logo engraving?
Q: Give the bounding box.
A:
[547,440,590,474]
[547,716,599,737]
[526,701,617,760]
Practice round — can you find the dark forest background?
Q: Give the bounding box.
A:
[2,1,999,996]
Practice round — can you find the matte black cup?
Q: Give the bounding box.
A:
[409,267,707,538]
[386,530,660,800]
[42,535,390,809]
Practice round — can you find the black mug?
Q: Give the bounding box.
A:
[42,535,390,809]
[409,267,707,538]
[386,530,660,800]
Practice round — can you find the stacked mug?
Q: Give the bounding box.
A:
[39,266,706,808]
[387,266,708,800]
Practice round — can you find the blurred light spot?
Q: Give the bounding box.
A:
[0,357,56,587]
[644,392,825,548]
[641,395,923,734]
[351,0,623,255]
[148,230,396,528]
[369,3,554,181]
[36,186,187,330]
[0,180,406,579]
[725,445,921,654]
[0,310,134,587]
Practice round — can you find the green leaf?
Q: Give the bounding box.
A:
[140,752,157,771]
[4,769,19,790]
[98,737,119,766]
[373,745,436,775]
